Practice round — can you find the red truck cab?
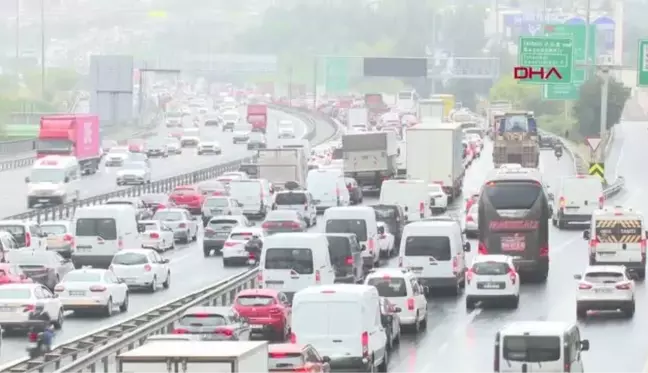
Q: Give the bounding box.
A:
[247,104,268,134]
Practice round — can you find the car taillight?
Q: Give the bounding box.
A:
[54,285,64,292]
[205,228,215,237]
[398,256,403,267]
[25,232,31,247]
[215,328,233,336]
[478,242,488,255]
[361,332,369,357]
[345,256,353,265]
[508,267,517,285]
[578,282,592,289]
[179,223,187,228]
[172,328,188,334]
[315,270,321,284]
[540,246,549,257]
[22,304,35,312]
[282,221,300,228]
[559,196,566,209]
[144,264,152,272]
[150,232,160,239]
[598,195,605,209]
[419,201,425,218]
[118,237,123,250]
[290,332,297,343]
[90,285,107,292]
[466,269,474,285]
[407,298,415,311]
[261,222,273,229]
[63,234,74,242]
[616,282,632,290]
[28,332,38,342]
[224,241,237,247]
[466,215,474,222]
[452,257,458,274]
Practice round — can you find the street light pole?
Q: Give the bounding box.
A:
[598,67,610,162]
[40,0,46,98]
[584,0,591,79]
[15,0,20,61]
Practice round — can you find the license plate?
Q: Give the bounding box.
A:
[179,205,189,208]
[69,291,85,296]
[124,278,136,284]
[38,199,49,202]
[595,288,613,293]
[202,334,220,340]
[0,307,15,312]
[250,324,263,330]
[77,247,92,252]
[480,283,501,289]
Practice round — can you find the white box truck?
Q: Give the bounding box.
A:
[342,132,398,190]
[405,123,464,200]
[347,107,369,130]
[257,148,307,188]
[417,99,445,123]
[117,341,269,372]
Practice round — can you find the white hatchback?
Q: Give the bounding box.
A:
[465,255,520,310]
[464,204,479,238]
[110,249,171,292]
[139,220,175,252]
[55,268,129,316]
[222,227,265,266]
[574,265,636,319]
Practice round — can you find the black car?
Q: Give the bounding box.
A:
[345,177,363,204]
[326,233,364,284]
[222,122,236,131]
[538,134,558,149]
[372,204,407,247]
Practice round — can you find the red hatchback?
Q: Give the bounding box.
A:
[169,185,205,214]
[233,289,291,341]
[0,263,33,285]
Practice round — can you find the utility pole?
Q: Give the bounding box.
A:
[40,0,45,98]
[15,0,20,62]
[583,0,592,79]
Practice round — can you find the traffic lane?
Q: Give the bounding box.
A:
[610,121,645,195]
[0,234,249,364]
[387,149,579,372]
[604,123,625,182]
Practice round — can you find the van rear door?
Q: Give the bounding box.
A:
[262,248,316,300]
[499,335,563,372]
[230,180,263,214]
[74,218,119,256]
[594,217,644,262]
[403,235,454,279]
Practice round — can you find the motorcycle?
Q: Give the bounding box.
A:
[26,331,50,358]
[554,148,563,159]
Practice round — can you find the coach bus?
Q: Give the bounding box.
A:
[477,168,552,282]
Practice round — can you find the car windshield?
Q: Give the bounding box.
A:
[325,219,367,242]
[7,252,50,266]
[236,295,276,306]
[373,206,397,220]
[404,236,451,260]
[123,162,146,170]
[585,272,624,283]
[209,220,240,231]
[472,261,509,275]
[154,211,183,221]
[275,193,307,205]
[0,288,31,299]
[178,314,227,326]
[367,277,408,297]
[109,147,128,154]
[75,218,117,240]
[142,222,160,231]
[29,168,67,183]
[63,272,102,282]
[266,211,299,221]
[112,253,148,265]
[41,225,67,235]
[230,232,255,241]
[205,198,229,207]
[264,248,313,274]
[502,336,560,362]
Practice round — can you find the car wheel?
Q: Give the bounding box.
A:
[163,272,171,289]
[192,230,197,241]
[149,276,157,293]
[53,309,64,329]
[378,349,388,372]
[104,298,113,317]
[119,293,129,312]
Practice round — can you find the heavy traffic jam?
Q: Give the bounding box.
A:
[0,83,633,372]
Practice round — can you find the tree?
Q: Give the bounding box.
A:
[573,76,630,137]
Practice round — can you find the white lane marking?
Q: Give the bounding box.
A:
[612,137,624,181]
[549,234,582,255]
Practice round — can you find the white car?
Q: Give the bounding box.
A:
[165,139,182,154]
[151,208,199,244]
[428,183,448,212]
[219,171,249,182]
[139,220,175,252]
[197,140,222,155]
[465,255,520,310]
[55,268,129,316]
[222,227,265,267]
[165,115,183,127]
[232,130,250,143]
[40,220,75,259]
[464,204,478,238]
[104,146,130,167]
[377,221,395,258]
[278,127,295,139]
[365,268,428,331]
[575,265,636,319]
[0,284,64,329]
[180,129,200,147]
[116,161,151,186]
[110,249,171,292]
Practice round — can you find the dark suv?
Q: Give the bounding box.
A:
[326,233,364,284]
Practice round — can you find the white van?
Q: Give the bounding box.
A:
[306,168,350,213]
[291,284,388,372]
[323,207,379,268]
[553,175,604,229]
[26,156,81,208]
[398,220,470,295]
[72,205,143,268]
[379,179,430,222]
[259,233,335,302]
[228,179,273,218]
[495,321,589,373]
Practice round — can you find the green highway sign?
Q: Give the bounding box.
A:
[324,57,350,93]
[637,39,648,87]
[519,37,574,84]
[542,24,596,100]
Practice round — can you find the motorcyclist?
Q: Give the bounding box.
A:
[244,234,263,263]
[28,304,54,352]
[554,143,563,158]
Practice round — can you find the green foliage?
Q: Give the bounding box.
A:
[573,76,630,137]
[489,76,562,116]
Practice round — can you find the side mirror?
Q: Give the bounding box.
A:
[25,177,30,183]
[162,258,170,264]
[393,306,402,313]
[628,270,639,280]
[137,224,145,233]
[582,230,590,240]
[361,244,367,251]
[573,274,582,280]
[464,242,471,252]
[322,356,331,363]
[404,206,409,212]
[580,339,590,351]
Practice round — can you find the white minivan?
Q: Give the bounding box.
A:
[291,284,388,372]
[379,179,431,222]
[398,220,470,295]
[553,175,604,229]
[228,179,273,218]
[323,207,379,268]
[306,168,350,213]
[259,233,335,302]
[26,155,81,208]
[72,205,143,268]
[495,321,589,373]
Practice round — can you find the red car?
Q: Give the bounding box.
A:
[128,141,144,153]
[169,185,205,214]
[268,343,330,372]
[0,263,33,285]
[233,289,291,341]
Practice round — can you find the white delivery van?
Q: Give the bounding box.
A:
[291,284,388,372]
[72,205,143,268]
[495,321,589,373]
[259,233,335,302]
[398,220,470,295]
[306,168,350,213]
[228,179,273,218]
[26,155,81,208]
[323,207,379,268]
[379,179,430,222]
[553,175,604,229]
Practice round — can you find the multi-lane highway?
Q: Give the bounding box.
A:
[0,106,314,363]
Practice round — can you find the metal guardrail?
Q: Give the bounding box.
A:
[0,106,338,373]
